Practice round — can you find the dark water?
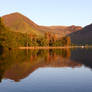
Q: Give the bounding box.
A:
[0,48,92,92]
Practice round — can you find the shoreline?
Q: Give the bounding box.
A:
[18,46,92,49]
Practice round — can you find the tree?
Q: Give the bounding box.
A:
[66,36,71,46]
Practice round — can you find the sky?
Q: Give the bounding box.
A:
[0,0,92,27]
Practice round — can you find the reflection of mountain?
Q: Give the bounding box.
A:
[71,48,92,69]
[0,49,81,82]
[4,58,81,82]
[0,48,92,82]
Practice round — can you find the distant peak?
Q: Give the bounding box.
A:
[2,12,25,17]
[10,12,24,16]
[12,12,20,14]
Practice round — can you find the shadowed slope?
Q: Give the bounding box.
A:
[69,24,92,45]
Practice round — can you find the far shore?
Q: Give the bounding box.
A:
[18,46,92,49]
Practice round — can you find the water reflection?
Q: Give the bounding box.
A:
[71,48,92,69]
[0,48,92,82]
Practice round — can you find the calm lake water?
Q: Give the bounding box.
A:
[0,48,92,92]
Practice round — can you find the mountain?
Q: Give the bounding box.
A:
[69,24,92,45]
[2,12,82,38]
[2,12,42,36]
[40,25,82,38]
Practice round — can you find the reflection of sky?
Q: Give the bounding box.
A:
[0,67,92,92]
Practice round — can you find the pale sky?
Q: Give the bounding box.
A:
[0,0,92,27]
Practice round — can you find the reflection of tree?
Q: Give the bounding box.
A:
[0,67,5,82]
[61,49,71,59]
[0,45,3,55]
[0,49,82,82]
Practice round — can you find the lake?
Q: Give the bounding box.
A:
[0,48,92,92]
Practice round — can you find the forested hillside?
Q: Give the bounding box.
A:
[0,17,71,49]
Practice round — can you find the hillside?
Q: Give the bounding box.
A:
[40,25,82,38]
[2,12,42,36]
[2,12,82,38]
[0,17,71,48]
[69,24,92,45]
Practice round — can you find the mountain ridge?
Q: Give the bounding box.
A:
[1,12,82,38]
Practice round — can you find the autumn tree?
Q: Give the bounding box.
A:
[66,36,71,46]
